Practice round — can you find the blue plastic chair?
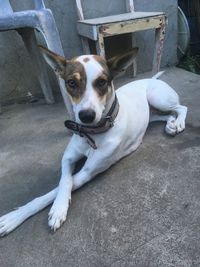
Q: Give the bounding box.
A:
[0,0,73,118]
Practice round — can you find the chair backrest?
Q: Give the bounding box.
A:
[0,0,13,15]
[0,0,45,15]
[75,0,135,21]
[34,0,45,10]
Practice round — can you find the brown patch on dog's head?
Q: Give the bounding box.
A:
[93,73,111,98]
[63,61,87,103]
[83,57,90,63]
[93,55,110,75]
[92,55,114,101]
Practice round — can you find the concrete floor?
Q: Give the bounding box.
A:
[0,67,200,267]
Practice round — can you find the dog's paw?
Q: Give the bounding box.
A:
[165,119,177,136]
[175,117,185,133]
[0,208,25,237]
[165,117,185,136]
[48,202,70,232]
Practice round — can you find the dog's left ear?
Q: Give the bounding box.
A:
[107,47,138,77]
[38,45,66,78]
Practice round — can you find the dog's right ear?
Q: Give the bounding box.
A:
[38,45,66,78]
[107,47,138,77]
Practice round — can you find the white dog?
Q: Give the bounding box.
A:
[0,47,187,236]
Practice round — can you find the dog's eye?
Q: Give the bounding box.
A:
[96,79,107,87]
[67,79,77,88]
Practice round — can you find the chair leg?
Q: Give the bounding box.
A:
[152,19,166,75]
[133,59,137,77]
[96,33,106,58]
[37,9,74,119]
[18,28,55,104]
[131,34,137,77]
[81,37,90,54]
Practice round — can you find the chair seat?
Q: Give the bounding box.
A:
[79,11,164,25]
[77,11,165,40]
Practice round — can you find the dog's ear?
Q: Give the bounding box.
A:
[107,47,138,77]
[38,45,66,78]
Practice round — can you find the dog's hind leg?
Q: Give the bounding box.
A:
[147,80,187,135]
[0,187,58,237]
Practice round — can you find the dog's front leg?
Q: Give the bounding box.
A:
[48,137,84,231]
[72,143,119,191]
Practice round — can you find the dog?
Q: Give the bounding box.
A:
[0,46,187,236]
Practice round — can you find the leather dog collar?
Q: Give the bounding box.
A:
[64,94,119,149]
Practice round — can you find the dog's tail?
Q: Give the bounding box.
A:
[152,71,165,79]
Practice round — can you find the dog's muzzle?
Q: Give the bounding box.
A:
[78,109,96,124]
[64,94,119,149]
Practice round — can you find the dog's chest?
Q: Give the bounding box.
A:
[74,84,150,158]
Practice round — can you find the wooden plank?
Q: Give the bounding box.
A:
[96,34,105,57]
[98,16,165,37]
[80,12,164,25]
[152,19,166,74]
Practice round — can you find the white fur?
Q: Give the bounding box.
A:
[0,58,187,236]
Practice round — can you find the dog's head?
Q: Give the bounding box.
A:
[39,46,138,125]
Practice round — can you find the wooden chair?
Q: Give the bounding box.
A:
[75,0,166,76]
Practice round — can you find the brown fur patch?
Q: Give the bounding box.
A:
[92,55,113,100]
[63,61,87,103]
[93,72,113,101]
[83,57,90,63]
[93,55,108,70]
[71,95,82,104]
[93,55,113,81]
[73,72,81,81]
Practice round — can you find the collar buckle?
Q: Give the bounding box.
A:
[105,115,114,127]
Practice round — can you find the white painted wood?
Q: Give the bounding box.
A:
[152,17,166,74]
[96,33,105,57]
[77,23,98,40]
[76,0,84,20]
[126,0,136,77]
[80,12,164,25]
[81,37,91,54]
[77,15,164,39]
[126,0,135,13]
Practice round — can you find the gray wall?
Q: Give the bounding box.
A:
[0,0,177,103]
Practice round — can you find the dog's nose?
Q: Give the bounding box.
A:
[79,109,96,124]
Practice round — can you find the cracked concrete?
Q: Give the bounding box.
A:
[0,67,200,267]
